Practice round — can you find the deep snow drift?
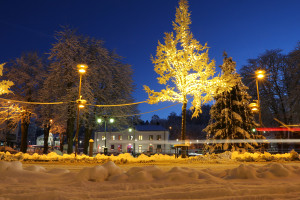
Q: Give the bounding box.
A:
[1,161,300,199]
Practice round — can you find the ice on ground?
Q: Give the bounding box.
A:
[1,160,300,199]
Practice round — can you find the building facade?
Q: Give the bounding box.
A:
[36,133,60,147]
[93,125,172,154]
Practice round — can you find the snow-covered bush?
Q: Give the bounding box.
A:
[231,150,300,162]
[0,150,299,163]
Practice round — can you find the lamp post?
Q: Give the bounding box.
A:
[4,102,10,151]
[75,64,87,157]
[97,116,114,155]
[255,69,265,127]
[128,127,135,156]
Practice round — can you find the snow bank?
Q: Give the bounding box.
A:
[2,160,299,182]
[1,160,300,199]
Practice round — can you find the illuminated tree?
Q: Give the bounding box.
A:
[3,53,46,153]
[144,0,237,156]
[0,63,14,95]
[0,63,19,147]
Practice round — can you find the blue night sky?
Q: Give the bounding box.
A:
[1,0,300,121]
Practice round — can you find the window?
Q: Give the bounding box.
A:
[138,145,142,153]
[111,145,114,150]
[157,145,162,153]
[138,135,143,140]
[149,144,153,152]
[102,136,105,141]
[118,135,122,140]
[149,135,153,140]
[128,135,134,140]
[111,135,115,140]
[157,135,161,140]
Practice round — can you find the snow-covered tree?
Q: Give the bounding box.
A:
[3,53,46,153]
[144,0,237,156]
[47,27,137,154]
[204,54,263,152]
[0,63,14,95]
[0,63,19,145]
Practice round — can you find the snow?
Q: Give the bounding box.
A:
[1,150,299,163]
[1,160,300,199]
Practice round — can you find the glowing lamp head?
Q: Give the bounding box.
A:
[76,99,87,109]
[109,118,115,123]
[97,118,102,123]
[78,68,86,74]
[249,102,259,112]
[129,128,133,132]
[255,70,266,79]
[77,64,88,74]
[251,107,258,111]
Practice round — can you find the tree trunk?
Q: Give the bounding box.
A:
[20,119,30,153]
[83,127,92,155]
[67,117,75,154]
[43,124,50,154]
[181,100,187,158]
[60,132,65,153]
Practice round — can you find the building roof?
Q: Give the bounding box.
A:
[135,125,167,131]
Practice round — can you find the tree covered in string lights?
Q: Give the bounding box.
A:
[0,63,25,148]
[0,63,14,95]
[204,54,263,153]
[2,54,47,153]
[144,0,237,156]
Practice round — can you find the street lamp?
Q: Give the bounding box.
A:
[249,102,259,112]
[128,127,135,156]
[255,69,265,127]
[75,64,88,157]
[97,116,114,155]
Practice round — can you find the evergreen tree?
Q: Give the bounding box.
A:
[204,54,263,152]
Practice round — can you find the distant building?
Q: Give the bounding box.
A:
[36,133,60,147]
[0,129,17,147]
[93,125,172,154]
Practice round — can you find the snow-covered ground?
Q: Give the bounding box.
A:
[1,160,300,199]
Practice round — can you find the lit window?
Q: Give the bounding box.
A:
[118,135,122,140]
[128,135,133,140]
[102,136,105,141]
[138,135,143,140]
[149,135,153,140]
[112,135,115,140]
[138,145,142,153]
[157,135,161,140]
[111,145,114,150]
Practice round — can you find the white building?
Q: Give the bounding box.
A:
[93,125,172,154]
[36,133,60,147]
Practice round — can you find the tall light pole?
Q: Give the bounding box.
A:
[255,69,265,127]
[4,101,11,150]
[75,64,87,157]
[128,127,135,156]
[97,116,114,155]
